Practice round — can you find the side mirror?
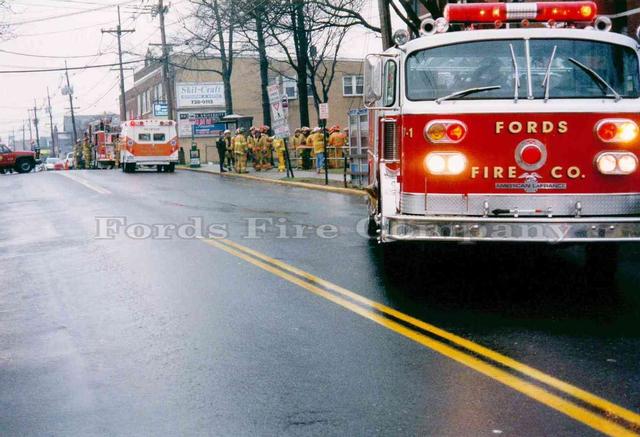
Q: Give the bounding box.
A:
[364,54,383,108]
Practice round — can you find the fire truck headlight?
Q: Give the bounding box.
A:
[596,154,617,173]
[426,154,446,173]
[425,152,466,175]
[596,152,638,175]
[447,154,466,174]
[618,155,637,173]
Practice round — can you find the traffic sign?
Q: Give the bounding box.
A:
[271,101,285,121]
[268,83,290,137]
[319,103,329,120]
[153,101,168,117]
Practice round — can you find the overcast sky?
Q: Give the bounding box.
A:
[0,0,395,142]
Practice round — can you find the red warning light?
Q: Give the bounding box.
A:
[444,2,597,23]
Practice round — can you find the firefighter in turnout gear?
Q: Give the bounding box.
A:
[328,125,348,167]
[82,133,92,169]
[272,136,286,172]
[233,128,248,173]
[247,127,258,168]
[310,127,326,173]
[225,130,235,170]
[216,130,231,172]
[114,138,121,168]
[298,126,312,170]
[255,126,272,171]
[73,141,84,169]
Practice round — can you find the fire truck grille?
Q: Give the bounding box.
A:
[400,193,640,217]
[382,120,398,161]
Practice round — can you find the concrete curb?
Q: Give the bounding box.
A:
[178,166,365,196]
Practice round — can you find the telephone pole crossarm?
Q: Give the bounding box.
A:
[102,5,135,122]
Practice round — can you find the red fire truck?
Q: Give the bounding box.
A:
[364,2,640,270]
[86,119,119,169]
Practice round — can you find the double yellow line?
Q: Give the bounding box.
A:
[202,237,640,436]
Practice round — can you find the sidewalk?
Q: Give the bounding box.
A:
[178,163,365,196]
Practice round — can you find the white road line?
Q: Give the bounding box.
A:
[54,172,112,195]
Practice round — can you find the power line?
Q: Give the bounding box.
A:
[10,20,115,37]
[0,48,117,59]
[0,59,144,74]
[102,5,135,121]
[6,0,139,26]
[83,77,123,111]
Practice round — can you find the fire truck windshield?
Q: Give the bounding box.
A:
[406,38,639,102]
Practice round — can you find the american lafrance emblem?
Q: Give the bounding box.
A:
[495,172,567,193]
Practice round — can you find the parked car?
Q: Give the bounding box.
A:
[64,152,74,169]
[0,144,36,173]
[45,157,64,171]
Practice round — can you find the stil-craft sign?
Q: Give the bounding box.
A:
[175,82,225,108]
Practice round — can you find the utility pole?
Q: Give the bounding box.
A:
[64,61,79,146]
[158,0,174,121]
[32,100,40,149]
[27,111,33,147]
[102,5,135,122]
[377,0,393,50]
[47,87,56,156]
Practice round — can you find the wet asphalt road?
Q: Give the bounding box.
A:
[1,169,640,436]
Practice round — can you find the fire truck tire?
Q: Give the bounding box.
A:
[15,159,34,173]
[585,243,619,286]
[167,163,175,173]
[366,215,379,237]
[157,165,163,172]
[123,163,135,173]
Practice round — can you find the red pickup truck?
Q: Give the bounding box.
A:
[0,144,36,173]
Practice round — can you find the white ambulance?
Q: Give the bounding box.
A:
[119,119,179,173]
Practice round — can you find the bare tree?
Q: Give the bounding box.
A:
[236,0,285,127]
[265,0,364,126]
[313,0,451,50]
[183,0,239,114]
[306,12,350,118]
[0,1,12,39]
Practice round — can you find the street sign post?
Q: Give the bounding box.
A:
[319,103,329,185]
[268,84,293,176]
[319,103,329,120]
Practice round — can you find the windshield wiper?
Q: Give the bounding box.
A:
[541,45,557,103]
[509,43,520,103]
[568,58,621,102]
[435,85,501,104]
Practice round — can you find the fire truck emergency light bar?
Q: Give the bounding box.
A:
[444,1,597,23]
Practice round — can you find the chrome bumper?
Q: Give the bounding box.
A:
[382,215,640,243]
